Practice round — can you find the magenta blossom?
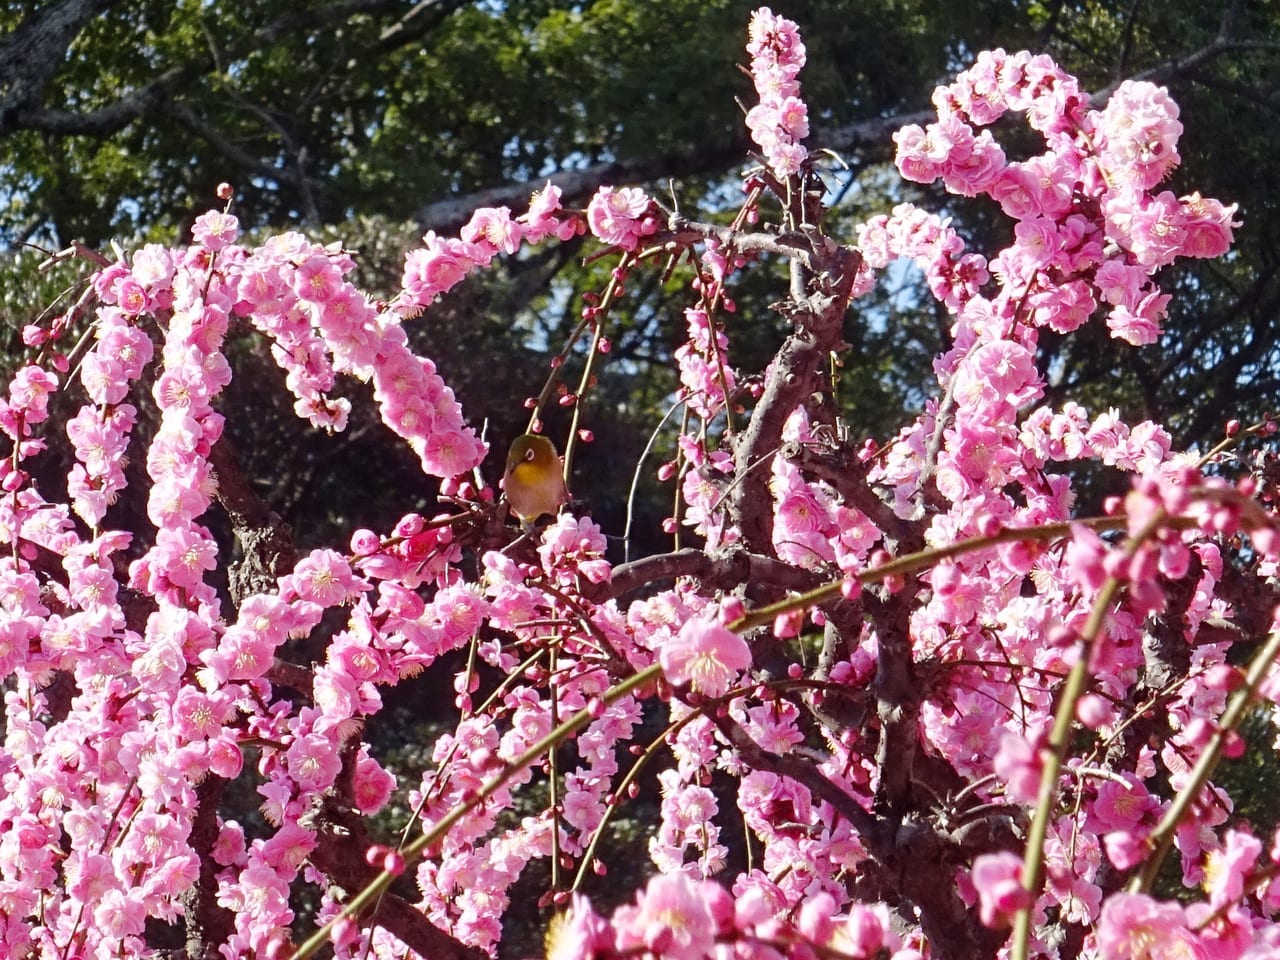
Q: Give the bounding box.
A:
[659,615,752,697]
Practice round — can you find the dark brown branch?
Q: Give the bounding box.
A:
[1,0,436,140]
[708,711,884,843]
[585,546,825,604]
[16,64,188,136]
[729,332,825,554]
[165,102,314,195]
[209,435,297,605]
[0,0,121,132]
[727,239,862,556]
[267,657,315,698]
[709,710,1002,960]
[178,775,236,960]
[865,589,922,814]
[659,219,829,270]
[377,0,472,49]
[306,794,488,960]
[782,440,920,551]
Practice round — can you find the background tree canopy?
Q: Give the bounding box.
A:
[0,0,1275,627]
[1,4,1276,521]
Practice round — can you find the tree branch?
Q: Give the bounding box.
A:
[306,793,489,960]
[865,589,923,815]
[709,710,1002,960]
[209,433,297,605]
[0,0,121,132]
[727,238,862,556]
[178,775,236,960]
[782,439,920,551]
[587,546,825,604]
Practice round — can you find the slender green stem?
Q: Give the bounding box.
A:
[1009,579,1118,960]
[570,711,697,892]
[548,643,563,893]
[729,515,1142,633]
[1010,507,1171,960]
[1129,627,1280,893]
[288,664,661,960]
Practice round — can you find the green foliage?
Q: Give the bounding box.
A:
[4,2,1274,460]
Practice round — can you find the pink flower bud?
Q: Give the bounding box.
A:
[1182,717,1215,750]
[797,892,836,943]
[1251,526,1279,557]
[394,513,425,537]
[330,916,357,947]
[719,596,745,624]
[383,851,406,875]
[1076,693,1111,729]
[773,610,802,639]
[931,562,961,596]
[1222,730,1246,759]
[1204,663,1242,692]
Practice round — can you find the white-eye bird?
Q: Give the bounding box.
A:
[502,434,570,527]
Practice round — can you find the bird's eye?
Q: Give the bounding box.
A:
[524,448,536,462]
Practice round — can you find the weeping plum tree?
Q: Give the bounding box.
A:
[0,8,1278,960]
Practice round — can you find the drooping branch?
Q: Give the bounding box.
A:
[304,793,488,960]
[587,546,826,604]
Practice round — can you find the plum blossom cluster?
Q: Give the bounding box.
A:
[674,240,746,422]
[0,9,1277,960]
[891,48,1237,346]
[586,187,660,252]
[400,183,581,314]
[546,875,920,960]
[675,305,736,420]
[744,7,809,177]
